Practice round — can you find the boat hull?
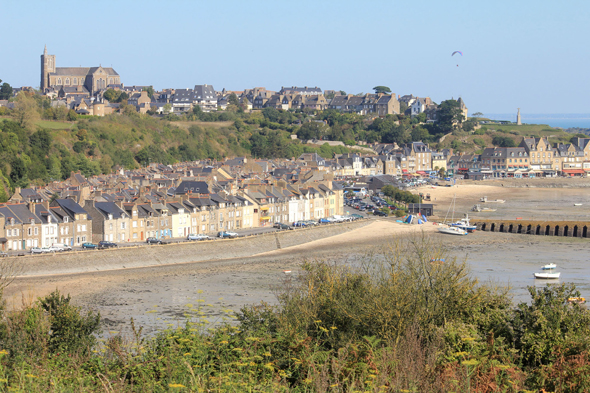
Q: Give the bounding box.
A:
[534,272,561,279]
[438,227,468,236]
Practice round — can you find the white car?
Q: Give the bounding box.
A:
[51,243,72,251]
[30,247,54,254]
[187,234,210,241]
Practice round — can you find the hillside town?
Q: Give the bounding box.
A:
[1,47,590,252]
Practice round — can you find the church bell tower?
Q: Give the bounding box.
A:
[40,45,56,92]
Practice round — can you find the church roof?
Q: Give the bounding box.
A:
[51,66,119,76]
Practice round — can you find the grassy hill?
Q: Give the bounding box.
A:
[436,122,574,153]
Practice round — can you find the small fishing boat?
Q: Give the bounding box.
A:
[450,213,477,232]
[534,271,560,279]
[542,263,557,270]
[471,204,496,212]
[437,226,468,236]
[574,203,583,206]
[480,196,506,203]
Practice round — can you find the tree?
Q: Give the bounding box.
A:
[12,92,40,131]
[492,135,516,147]
[0,80,13,100]
[297,122,327,141]
[228,93,239,106]
[373,86,392,94]
[436,99,464,134]
[142,86,155,99]
[472,112,484,117]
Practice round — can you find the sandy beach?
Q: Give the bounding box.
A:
[4,180,590,336]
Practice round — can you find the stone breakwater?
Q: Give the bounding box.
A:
[460,178,590,188]
[15,220,373,277]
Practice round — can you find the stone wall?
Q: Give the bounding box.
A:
[16,220,372,277]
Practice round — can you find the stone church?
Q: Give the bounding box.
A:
[40,46,121,95]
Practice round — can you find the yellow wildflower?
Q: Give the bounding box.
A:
[168,383,186,388]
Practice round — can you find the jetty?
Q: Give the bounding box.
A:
[475,219,590,238]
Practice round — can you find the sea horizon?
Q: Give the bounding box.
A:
[482,113,590,129]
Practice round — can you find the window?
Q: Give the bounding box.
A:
[28,228,31,236]
[121,222,126,229]
[109,223,113,230]
[133,221,137,228]
[65,78,70,85]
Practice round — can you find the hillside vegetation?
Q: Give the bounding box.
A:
[437,122,574,154]
[0,92,576,196]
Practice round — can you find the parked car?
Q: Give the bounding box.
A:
[0,251,7,258]
[31,246,54,254]
[218,231,238,238]
[373,210,388,217]
[293,221,307,227]
[98,241,118,249]
[51,243,72,251]
[146,237,162,244]
[273,223,293,230]
[82,242,98,249]
[187,233,210,241]
[318,218,332,224]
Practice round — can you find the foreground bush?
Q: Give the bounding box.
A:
[0,235,588,391]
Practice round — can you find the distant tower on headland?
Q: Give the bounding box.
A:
[516,108,522,125]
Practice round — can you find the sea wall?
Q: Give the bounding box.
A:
[15,220,372,277]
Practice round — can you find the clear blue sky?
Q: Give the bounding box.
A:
[2,0,589,114]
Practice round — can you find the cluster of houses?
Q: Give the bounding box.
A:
[2,80,457,120]
[2,133,589,252]
[0,161,346,252]
[445,137,590,178]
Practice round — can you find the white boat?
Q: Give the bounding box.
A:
[542,263,557,270]
[480,196,506,203]
[534,272,560,279]
[574,203,583,206]
[450,213,477,232]
[438,194,469,236]
[471,204,497,212]
[438,226,468,236]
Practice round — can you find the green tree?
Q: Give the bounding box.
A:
[492,135,516,147]
[38,290,101,355]
[228,93,239,106]
[12,92,40,130]
[436,99,464,134]
[0,80,13,100]
[472,112,484,117]
[67,109,78,121]
[142,86,155,99]
[373,86,392,94]
[297,122,327,140]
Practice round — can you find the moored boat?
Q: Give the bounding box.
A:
[437,226,468,236]
[534,271,561,279]
[542,263,557,270]
[471,204,496,212]
[481,196,506,203]
[450,213,477,232]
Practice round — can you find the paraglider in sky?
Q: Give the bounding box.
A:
[452,51,462,66]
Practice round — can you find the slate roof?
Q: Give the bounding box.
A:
[175,181,210,195]
[51,66,119,76]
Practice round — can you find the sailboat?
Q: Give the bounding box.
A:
[438,194,468,236]
[450,213,477,232]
